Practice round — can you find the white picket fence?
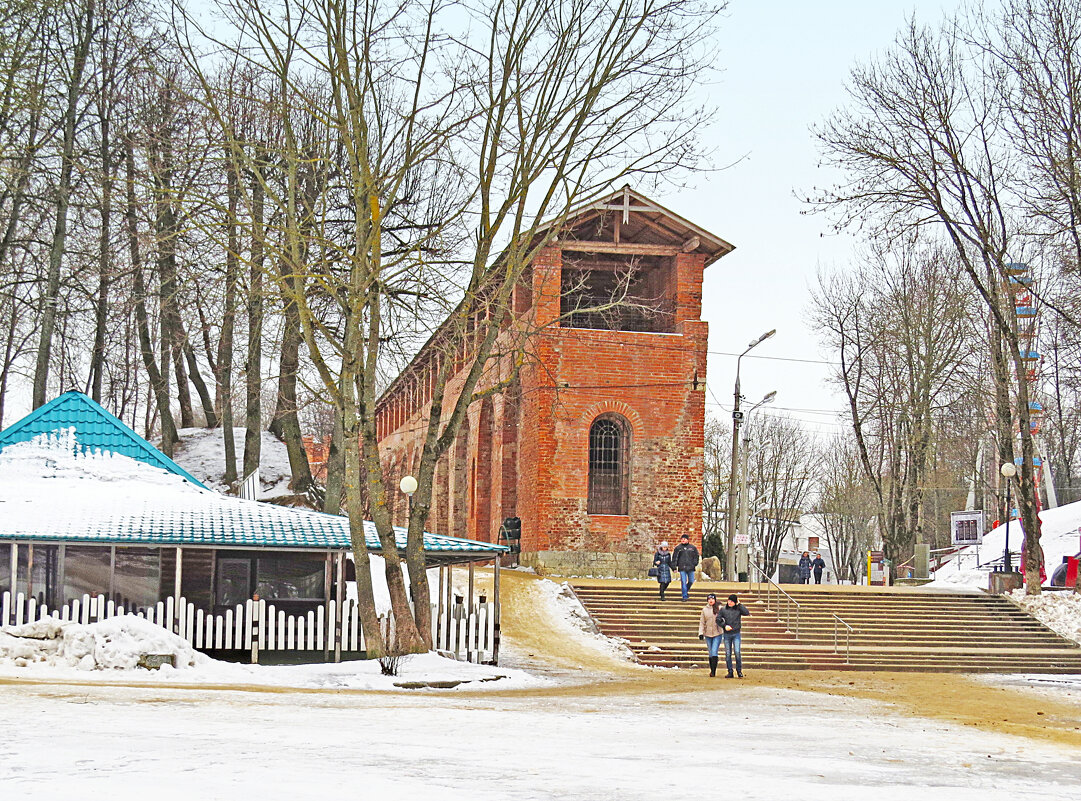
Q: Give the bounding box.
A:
[0,591,496,664]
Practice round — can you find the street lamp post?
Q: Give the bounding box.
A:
[1000,463,1016,573]
[738,391,777,580]
[726,329,776,581]
[399,475,419,603]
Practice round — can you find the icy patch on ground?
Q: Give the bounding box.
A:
[1007,589,1081,644]
[531,579,636,663]
[979,673,1081,707]
[0,615,203,671]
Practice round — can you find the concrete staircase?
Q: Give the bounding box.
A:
[570,581,1081,672]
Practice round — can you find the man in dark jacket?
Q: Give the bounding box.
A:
[671,534,700,601]
[717,593,751,678]
[812,553,827,584]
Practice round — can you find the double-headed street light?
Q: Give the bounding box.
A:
[726,329,776,581]
[1000,462,1017,572]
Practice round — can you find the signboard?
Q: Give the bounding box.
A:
[734,532,751,546]
[950,511,985,546]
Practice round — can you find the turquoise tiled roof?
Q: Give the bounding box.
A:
[0,408,507,560]
[0,495,507,557]
[0,392,207,488]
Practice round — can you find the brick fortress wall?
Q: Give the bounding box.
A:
[371,198,719,577]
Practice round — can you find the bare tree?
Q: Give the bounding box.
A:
[745,414,816,579]
[702,414,731,563]
[810,242,976,562]
[811,16,1047,592]
[817,434,877,583]
[181,0,721,652]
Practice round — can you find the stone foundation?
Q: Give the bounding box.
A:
[519,550,655,578]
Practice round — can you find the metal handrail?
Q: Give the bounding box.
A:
[748,564,857,664]
[748,563,801,637]
[832,613,854,664]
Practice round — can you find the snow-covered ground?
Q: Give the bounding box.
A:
[528,580,636,663]
[1007,589,1081,644]
[173,426,294,499]
[931,499,1081,590]
[0,680,1078,799]
[0,614,541,692]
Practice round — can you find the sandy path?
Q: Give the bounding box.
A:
[492,571,1081,750]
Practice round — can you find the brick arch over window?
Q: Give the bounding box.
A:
[588,413,631,515]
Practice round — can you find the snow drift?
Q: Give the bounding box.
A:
[0,615,203,671]
[930,498,1081,590]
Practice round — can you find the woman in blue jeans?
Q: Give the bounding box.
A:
[698,593,723,677]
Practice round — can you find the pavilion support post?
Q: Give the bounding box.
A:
[10,544,18,602]
[26,544,33,601]
[108,545,116,602]
[447,564,456,654]
[467,561,475,661]
[174,547,183,631]
[334,551,344,663]
[493,556,501,665]
[436,565,445,652]
[323,552,332,662]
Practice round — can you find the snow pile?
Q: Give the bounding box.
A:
[531,580,636,662]
[0,617,542,690]
[930,498,1081,590]
[0,615,204,671]
[173,427,294,498]
[188,652,545,691]
[1008,589,1081,645]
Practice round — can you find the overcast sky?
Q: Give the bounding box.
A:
[660,0,965,440]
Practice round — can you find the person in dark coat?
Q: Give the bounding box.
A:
[717,593,751,678]
[798,551,812,584]
[671,534,700,601]
[652,542,673,599]
[811,552,826,584]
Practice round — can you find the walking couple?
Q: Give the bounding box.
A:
[652,534,699,601]
[698,593,750,678]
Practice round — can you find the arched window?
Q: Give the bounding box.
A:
[588,414,630,515]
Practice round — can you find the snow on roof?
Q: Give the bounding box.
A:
[0,391,205,488]
[0,430,506,560]
[930,499,1081,589]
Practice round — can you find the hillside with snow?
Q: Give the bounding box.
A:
[172,427,295,499]
[930,499,1081,590]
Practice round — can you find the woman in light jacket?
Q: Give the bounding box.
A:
[653,542,673,599]
[698,592,723,676]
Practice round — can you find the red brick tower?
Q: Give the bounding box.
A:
[375,187,733,575]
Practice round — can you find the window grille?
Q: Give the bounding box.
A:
[588,415,630,514]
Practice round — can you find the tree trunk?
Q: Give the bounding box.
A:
[269,277,313,492]
[342,400,385,657]
[125,137,177,454]
[243,164,264,479]
[89,108,112,403]
[184,341,218,426]
[324,409,345,513]
[218,155,240,484]
[33,0,96,408]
